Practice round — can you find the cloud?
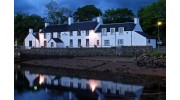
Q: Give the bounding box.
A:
[14,0,158,17]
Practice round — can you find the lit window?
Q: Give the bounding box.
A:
[104,40,110,46]
[118,27,124,34]
[110,28,115,35]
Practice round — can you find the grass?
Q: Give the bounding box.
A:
[150,50,166,56]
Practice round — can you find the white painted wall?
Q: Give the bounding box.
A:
[25,33,40,48]
[60,30,100,48]
[47,39,56,48]
[132,31,147,46]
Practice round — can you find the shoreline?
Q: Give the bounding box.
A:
[21,57,166,77]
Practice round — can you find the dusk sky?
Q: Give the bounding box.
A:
[15,0,158,17]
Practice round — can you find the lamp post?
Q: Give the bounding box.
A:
[157,21,162,50]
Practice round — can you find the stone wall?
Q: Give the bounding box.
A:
[20,46,152,59]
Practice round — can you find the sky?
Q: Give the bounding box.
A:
[14,0,158,17]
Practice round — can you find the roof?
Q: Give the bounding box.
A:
[68,21,98,31]
[135,31,156,39]
[48,38,63,43]
[43,21,98,33]
[95,22,136,32]
[32,33,39,40]
[43,24,68,33]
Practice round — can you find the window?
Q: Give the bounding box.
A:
[44,33,46,39]
[86,30,89,36]
[118,39,124,45]
[44,41,47,47]
[51,42,54,47]
[70,31,73,36]
[110,28,115,35]
[97,40,99,46]
[86,39,89,47]
[104,40,110,46]
[78,39,81,47]
[57,32,61,38]
[118,27,124,34]
[102,28,107,36]
[77,31,81,36]
[147,39,150,43]
[29,41,32,47]
[70,39,73,47]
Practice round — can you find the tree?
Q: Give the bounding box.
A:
[45,0,72,24]
[73,5,102,22]
[103,8,134,24]
[14,13,44,45]
[138,0,166,45]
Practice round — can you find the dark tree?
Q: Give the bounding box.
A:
[138,0,166,45]
[73,5,102,22]
[45,0,72,24]
[103,8,134,24]
[14,13,44,45]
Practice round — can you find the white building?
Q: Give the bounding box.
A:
[24,16,156,48]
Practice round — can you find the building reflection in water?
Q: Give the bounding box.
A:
[20,70,144,100]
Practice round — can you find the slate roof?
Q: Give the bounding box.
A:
[32,33,39,40]
[43,24,68,33]
[95,22,136,32]
[135,31,156,39]
[42,21,98,33]
[68,21,98,31]
[49,38,63,43]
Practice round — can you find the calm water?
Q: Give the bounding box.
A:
[14,65,166,100]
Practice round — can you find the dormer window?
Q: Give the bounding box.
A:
[118,27,124,34]
[102,28,107,36]
[110,28,115,35]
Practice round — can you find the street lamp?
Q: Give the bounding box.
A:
[157,21,162,50]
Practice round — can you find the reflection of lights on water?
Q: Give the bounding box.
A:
[87,80,100,92]
[39,75,45,85]
[34,86,37,90]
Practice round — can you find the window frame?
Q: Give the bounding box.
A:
[118,27,124,34]
[110,28,115,35]
[118,39,124,45]
[102,28,107,36]
[104,40,110,46]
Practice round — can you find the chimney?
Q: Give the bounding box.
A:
[45,23,49,27]
[68,17,74,25]
[97,16,103,24]
[29,29,33,34]
[134,17,140,24]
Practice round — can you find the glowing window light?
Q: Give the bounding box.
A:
[87,80,100,92]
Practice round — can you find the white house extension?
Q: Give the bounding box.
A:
[24,16,156,48]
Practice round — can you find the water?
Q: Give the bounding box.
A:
[14,65,166,100]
